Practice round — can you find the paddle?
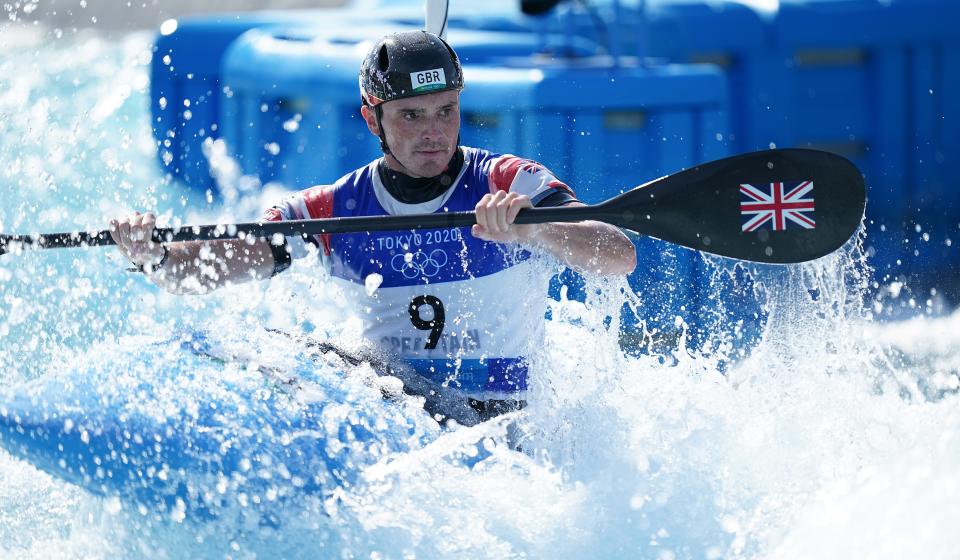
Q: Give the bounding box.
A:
[0,149,864,264]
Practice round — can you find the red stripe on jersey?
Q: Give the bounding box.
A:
[302,186,335,255]
[488,155,571,197]
[488,156,537,193]
[263,207,284,222]
[303,186,335,218]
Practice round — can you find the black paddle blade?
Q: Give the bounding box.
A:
[593,149,866,264]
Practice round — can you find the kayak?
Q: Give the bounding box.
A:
[0,330,446,525]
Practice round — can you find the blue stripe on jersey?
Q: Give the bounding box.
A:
[405,358,528,393]
[326,148,534,288]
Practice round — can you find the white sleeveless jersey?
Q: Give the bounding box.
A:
[265,147,576,398]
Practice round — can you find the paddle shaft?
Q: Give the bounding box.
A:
[0,149,867,264]
[0,205,594,252]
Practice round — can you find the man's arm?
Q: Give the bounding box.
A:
[109,211,277,295]
[472,191,637,275]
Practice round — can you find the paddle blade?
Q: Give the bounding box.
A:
[594,149,865,264]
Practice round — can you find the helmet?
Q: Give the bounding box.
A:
[359,30,464,107]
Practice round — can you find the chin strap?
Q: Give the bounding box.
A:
[374,103,391,155]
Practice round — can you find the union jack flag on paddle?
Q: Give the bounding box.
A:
[739,181,816,232]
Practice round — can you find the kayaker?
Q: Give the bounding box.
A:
[110,30,636,424]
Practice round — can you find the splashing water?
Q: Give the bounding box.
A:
[1,25,959,560]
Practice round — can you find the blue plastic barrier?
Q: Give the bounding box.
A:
[769,0,902,286]
[888,0,960,301]
[775,0,959,300]
[460,61,730,199]
[151,12,329,190]
[644,1,774,153]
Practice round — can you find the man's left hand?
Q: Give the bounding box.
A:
[471,191,540,244]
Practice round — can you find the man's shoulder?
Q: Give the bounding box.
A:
[464,148,554,176]
[297,160,378,197]
[461,146,501,170]
[475,150,577,205]
[463,146,551,181]
[336,159,380,189]
[274,160,378,218]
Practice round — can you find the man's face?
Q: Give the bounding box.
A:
[363,89,461,178]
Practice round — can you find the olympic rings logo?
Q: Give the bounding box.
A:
[391,249,449,279]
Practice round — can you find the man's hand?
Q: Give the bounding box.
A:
[473,192,637,275]
[109,211,166,272]
[471,191,541,244]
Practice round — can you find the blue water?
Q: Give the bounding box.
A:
[2,25,960,560]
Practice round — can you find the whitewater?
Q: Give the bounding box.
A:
[1,24,958,560]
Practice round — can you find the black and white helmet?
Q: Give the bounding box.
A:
[359,30,464,107]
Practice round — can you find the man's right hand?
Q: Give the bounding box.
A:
[107,211,279,294]
[109,211,167,273]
